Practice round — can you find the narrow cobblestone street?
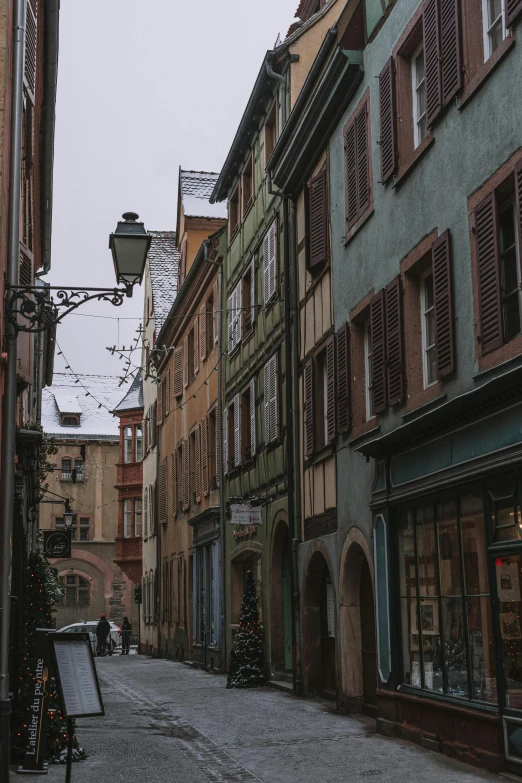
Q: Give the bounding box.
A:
[28,656,512,783]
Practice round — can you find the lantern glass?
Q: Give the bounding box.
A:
[109,212,150,289]
[63,511,74,529]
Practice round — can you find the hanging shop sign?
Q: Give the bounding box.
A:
[18,629,53,773]
[42,530,71,559]
[230,504,262,526]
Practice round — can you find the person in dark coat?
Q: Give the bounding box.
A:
[96,615,111,657]
[120,617,132,655]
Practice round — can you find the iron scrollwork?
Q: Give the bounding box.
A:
[6,285,131,334]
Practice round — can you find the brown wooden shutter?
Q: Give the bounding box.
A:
[24,0,38,102]
[201,417,209,497]
[213,279,219,343]
[157,381,163,422]
[304,359,314,458]
[345,122,358,230]
[195,425,201,503]
[515,160,522,282]
[144,417,148,454]
[356,104,370,215]
[507,0,522,27]
[379,58,397,184]
[183,335,189,388]
[199,303,207,361]
[152,403,157,444]
[336,323,351,434]
[194,318,199,375]
[173,346,183,397]
[370,290,387,414]
[165,370,170,415]
[432,230,455,378]
[475,192,503,354]
[423,0,442,127]
[385,276,405,406]
[159,459,168,524]
[326,338,336,443]
[215,409,220,486]
[307,170,328,270]
[170,451,179,517]
[182,439,189,510]
[440,0,462,106]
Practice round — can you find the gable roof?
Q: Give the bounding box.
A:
[42,375,123,439]
[148,231,179,331]
[180,170,228,220]
[113,371,143,413]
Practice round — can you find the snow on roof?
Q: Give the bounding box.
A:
[53,392,82,414]
[42,375,124,439]
[180,170,228,220]
[148,231,179,331]
[113,371,143,413]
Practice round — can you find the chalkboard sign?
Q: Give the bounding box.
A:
[50,634,104,718]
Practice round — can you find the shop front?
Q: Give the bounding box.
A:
[359,377,522,773]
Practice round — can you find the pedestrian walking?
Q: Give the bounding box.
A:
[121,616,132,655]
[96,614,111,657]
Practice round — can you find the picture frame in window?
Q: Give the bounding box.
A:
[500,612,522,640]
[497,561,522,602]
[411,599,439,635]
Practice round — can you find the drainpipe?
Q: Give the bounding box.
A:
[0,0,26,777]
[203,239,226,663]
[266,53,287,127]
[156,419,162,657]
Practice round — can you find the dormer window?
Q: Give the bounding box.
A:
[61,415,80,426]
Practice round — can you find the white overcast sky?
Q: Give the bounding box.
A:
[48,0,298,384]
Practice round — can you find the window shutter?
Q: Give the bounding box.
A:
[269,354,278,443]
[379,57,397,184]
[515,160,522,282]
[251,258,256,325]
[171,452,176,515]
[385,276,405,406]
[506,0,522,28]
[326,338,336,443]
[370,290,387,414]
[233,394,241,467]
[182,440,189,510]
[336,323,351,434]
[194,317,199,375]
[183,335,189,388]
[152,403,157,445]
[423,0,442,127]
[199,303,207,362]
[149,484,155,533]
[269,220,277,301]
[173,346,183,397]
[235,282,242,346]
[159,459,168,524]
[250,378,256,458]
[228,293,234,353]
[475,192,503,354]
[304,359,314,458]
[440,0,462,106]
[432,230,455,378]
[216,409,220,485]
[195,425,201,502]
[263,231,270,305]
[308,170,328,269]
[201,417,209,496]
[165,370,170,415]
[144,488,148,537]
[345,122,358,229]
[157,382,163,422]
[356,105,370,216]
[24,0,38,103]
[264,361,270,444]
[223,407,229,475]
[213,279,219,344]
[143,417,148,454]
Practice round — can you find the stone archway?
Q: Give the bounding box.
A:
[229,542,263,625]
[339,529,377,715]
[270,513,292,673]
[302,543,337,697]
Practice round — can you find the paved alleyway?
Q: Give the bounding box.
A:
[33,656,513,783]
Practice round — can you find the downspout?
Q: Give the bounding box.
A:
[267,176,302,695]
[0,0,26,777]
[156,403,162,657]
[266,53,287,127]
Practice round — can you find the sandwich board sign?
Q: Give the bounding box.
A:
[50,633,104,719]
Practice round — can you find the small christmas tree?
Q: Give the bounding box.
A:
[11,551,85,763]
[227,570,265,688]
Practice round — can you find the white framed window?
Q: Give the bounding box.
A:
[420,270,437,388]
[482,0,506,61]
[364,321,373,421]
[124,426,133,463]
[411,44,427,149]
[227,281,242,354]
[135,499,142,537]
[135,425,143,462]
[123,499,132,538]
[499,195,522,342]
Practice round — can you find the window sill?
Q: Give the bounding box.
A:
[401,392,447,421]
[459,34,515,111]
[305,443,334,467]
[242,328,254,345]
[228,344,241,360]
[477,332,522,373]
[228,225,240,247]
[349,420,380,446]
[396,684,499,716]
[242,198,254,222]
[264,295,279,316]
[393,135,434,190]
[344,205,374,247]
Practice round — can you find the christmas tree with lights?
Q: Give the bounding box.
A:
[226,570,265,688]
[11,551,85,763]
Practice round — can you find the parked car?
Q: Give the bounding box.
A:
[58,621,121,653]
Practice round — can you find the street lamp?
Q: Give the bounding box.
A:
[63,504,74,530]
[6,212,151,334]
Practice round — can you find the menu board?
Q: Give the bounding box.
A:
[51,636,104,718]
